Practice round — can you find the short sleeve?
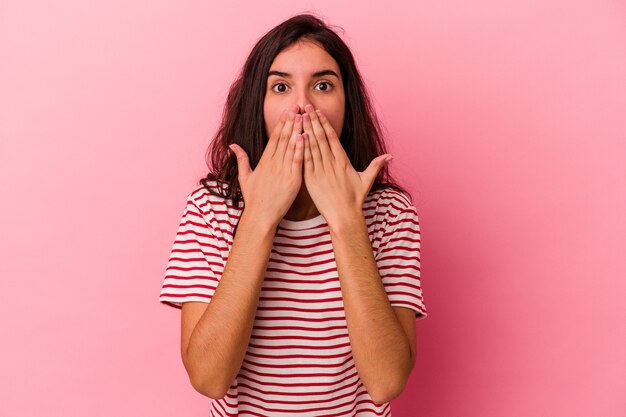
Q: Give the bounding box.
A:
[375,205,427,320]
[158,193,226,310]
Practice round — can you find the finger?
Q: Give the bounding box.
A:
[263,109,288,158]
[291,134,305,175]
[306,106,335,168]
[283,114,302,165]
[362,154,392,193]
[303,132,315,175]
[274,110,297,159]
[302,112,324,173]
[315,109,348,163]
[229,144,251,183]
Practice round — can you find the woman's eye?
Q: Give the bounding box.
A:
[315,81,333,92]
[272,82,288,93]
[270,81,334,93]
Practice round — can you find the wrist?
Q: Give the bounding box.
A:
[238,209,278,237]
[328,209,366,237]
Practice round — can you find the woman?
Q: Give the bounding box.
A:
[159,13,427,416]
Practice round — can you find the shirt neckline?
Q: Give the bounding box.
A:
[278,213,327,231]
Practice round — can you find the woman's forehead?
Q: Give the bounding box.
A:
[270,41,339,74]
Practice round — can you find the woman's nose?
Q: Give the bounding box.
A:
[294,98,315,115]
[293,104,308,115]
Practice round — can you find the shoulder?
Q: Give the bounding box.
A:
[362,187,418,237]
[186,181,241,209]
[366,186,415,218]
[184,181,243,228]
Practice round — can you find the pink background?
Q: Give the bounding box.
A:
[1,1,625,416]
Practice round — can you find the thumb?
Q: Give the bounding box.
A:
[229,144,251,181]
[362,154,393,188]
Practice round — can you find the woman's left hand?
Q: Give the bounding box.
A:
[301,104,393,228]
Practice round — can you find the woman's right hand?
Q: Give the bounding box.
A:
[229,106,305,228]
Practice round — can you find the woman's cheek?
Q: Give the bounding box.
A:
[331,119,342,138]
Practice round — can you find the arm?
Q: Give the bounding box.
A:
[329,213,414,405]
[181,211,276,399]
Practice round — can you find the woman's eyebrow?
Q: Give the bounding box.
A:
[267,69,339,79]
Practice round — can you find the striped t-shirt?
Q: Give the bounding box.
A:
[159,180,427,416]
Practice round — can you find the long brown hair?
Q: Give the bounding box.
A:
[200,12,412,211]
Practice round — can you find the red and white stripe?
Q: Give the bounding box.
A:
[159,181,426,416]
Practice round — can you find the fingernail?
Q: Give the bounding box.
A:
[385,155,393,162]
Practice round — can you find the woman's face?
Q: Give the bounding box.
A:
[264,40,345,141]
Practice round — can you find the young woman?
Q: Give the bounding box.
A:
[159,13,427,416]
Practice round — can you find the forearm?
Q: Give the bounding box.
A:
[186,210,276,398]
[329,213,412,404]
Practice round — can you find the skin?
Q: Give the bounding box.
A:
[263,39,345,221]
